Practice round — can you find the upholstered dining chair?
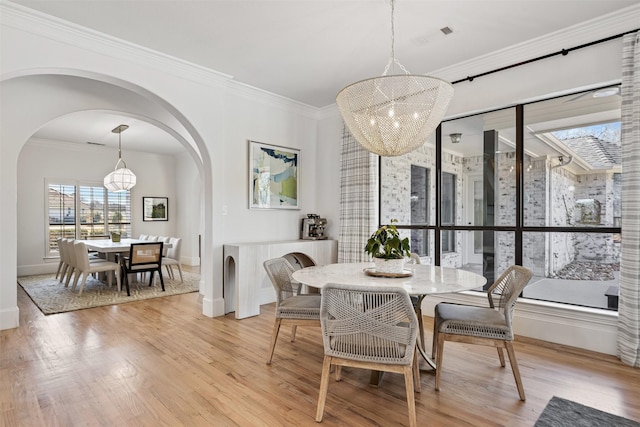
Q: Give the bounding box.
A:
[120,242,165,296]
[72,241,121,295]
[60,238,79,287]
[433,265,533,401]
[162,237,183,282]
[263,257,321,365]
[315,284,420,427]
[55,237,69,281]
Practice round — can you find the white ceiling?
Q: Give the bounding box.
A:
[12,0,638,154]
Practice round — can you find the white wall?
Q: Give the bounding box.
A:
[16,139,180,276]
[175,151,202,267]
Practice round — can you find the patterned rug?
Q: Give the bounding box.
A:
[18,270,200,315]
[535,396,640,427]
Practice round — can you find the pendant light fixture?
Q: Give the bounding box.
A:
[336,0,454,157]
[104,124,136,192]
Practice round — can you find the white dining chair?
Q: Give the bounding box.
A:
[72,241,121,295]
[162,237,183,282]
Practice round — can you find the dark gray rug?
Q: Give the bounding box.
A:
[535,396,640,427]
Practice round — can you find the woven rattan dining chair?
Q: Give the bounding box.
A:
[433,265,533,401]
[316,284,420,427]
[263,257,321,365]
[120,242,165,296]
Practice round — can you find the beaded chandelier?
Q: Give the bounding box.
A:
[336,0,454,157]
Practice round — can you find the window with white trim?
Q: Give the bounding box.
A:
[46,180,131,257]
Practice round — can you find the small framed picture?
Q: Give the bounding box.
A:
[249,140,300,210]
[143,197,169,221]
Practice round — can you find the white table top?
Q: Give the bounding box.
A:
[82,238,154,253]
[292,262,487,296]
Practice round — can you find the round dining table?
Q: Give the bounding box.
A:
[292,261,487,372]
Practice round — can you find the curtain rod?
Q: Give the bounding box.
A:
[452,28,640,85]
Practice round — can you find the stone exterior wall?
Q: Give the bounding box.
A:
[380,147,620,275]
[524,157,548,276]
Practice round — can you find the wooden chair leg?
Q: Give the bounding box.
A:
[412,346,421,393]
[432,319,438,359]
[496,347,506,367]
[403,365,417,427]
[504,341,526,401]
[266,319,282,365]
[290,325,298,342]
[176,265,183,282]
[315,356,332,422]
[435,333,445,391]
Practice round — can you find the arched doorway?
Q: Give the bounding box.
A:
[0,71,219,329]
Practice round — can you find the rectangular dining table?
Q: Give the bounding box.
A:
[82,238,172,255]
[81,238,172,284]
[291,261,487,372]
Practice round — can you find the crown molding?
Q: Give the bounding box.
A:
[227,79,320,119]
[1,1,321,116]
[431,4,640,84]
[1,1,232,86]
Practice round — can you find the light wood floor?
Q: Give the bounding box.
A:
[2,273,640,426]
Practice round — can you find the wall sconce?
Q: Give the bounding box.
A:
[449,133,462,144]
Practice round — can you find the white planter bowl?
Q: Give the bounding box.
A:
[373,257,406,274]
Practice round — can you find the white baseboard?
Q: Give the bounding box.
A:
[18,263,57,277]
[423,292,618,355]
[0,306,20,330]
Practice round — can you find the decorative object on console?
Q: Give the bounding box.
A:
[364,219,411,274]
[336,0,454,157]
[249,140,300,210]
[104,124,137,192]
[301,214,328,240]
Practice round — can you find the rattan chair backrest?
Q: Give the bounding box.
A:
[487,265,533,327]
[320,284,418,365]
[263,257,302,305]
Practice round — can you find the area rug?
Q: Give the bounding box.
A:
[535,396,640,427]
[18,270,200,315]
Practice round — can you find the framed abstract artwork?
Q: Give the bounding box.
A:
[143,197,169,221]
[249,140,300,210]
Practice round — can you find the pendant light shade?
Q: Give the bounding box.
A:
[337,0,454,157]
[104,124,136,192]
[337,75,453,156]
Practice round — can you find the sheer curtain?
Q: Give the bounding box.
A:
[338,124,378,263]
[618,30,640,367]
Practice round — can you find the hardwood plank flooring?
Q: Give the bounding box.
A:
[2,276,640,426]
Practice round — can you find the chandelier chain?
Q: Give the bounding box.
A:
[382,0,410,76]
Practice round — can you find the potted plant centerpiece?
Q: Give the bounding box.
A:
[365,219,411,274]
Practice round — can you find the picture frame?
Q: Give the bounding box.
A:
[249,140,300,210]
[143,197,169,221]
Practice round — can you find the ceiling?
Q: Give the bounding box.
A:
[11,0,638,154]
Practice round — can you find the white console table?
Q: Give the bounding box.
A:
[223,239,338,319]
